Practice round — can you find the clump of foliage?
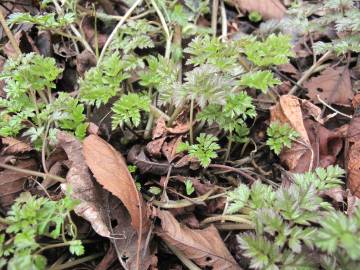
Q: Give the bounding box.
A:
[286,0,360,55]
[266,121,299,154]
[225,165,360,269]
[0,53,87,148]
[0,192,83,269]
[177,133,220,168]
[111,93,150,129]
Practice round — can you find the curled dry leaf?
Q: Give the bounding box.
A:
[156,210,241,270]
[226,0,286,19]
[304,66,353,106]
[57,131,110,237]
[152,117,167,139]
[271,95,344,172]
[83,135,149,232]
[1,137,32,154]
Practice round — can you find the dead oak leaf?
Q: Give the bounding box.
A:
[156,210,241,270]
[304,66,353,106]
[83,135,149,232]
[348,140,360,197]
[226,0,286,19]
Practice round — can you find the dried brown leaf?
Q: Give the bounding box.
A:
[156,210,241,270]
[83,135,149,232]
[227,0,286,19]
[146,137,166,158]
[305,66,353,106]
[57,132,110,237]
[0,159,37,209]
[1,137,32,154]
[348,141,360,197]
[152,117,167,139]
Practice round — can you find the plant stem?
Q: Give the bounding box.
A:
[189,98,195,144]
[149,0,172,59]
[168,98,186,126]
[220,0,227,41]
[211,0,219,37]
[224,130,232,161]
[52,0,94,54]
[150,104,170,121]
[49,253,103,270]
[0,8,21,58]
[200,215,254,226]
[97,0,143,65]
[289,50,332,95]
[0,217,9,225]
[0,162,66,183]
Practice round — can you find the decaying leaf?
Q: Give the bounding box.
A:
[83,134,149,232]
[1,137,32,155]
[348,141,360,197]
[156,210,241,270]
[146,137,166,158]
[152,117,167,139]
[270,95,344,172]
[0,159,37,209]
[128,144,187,175]
[57,131,110,237]
[304,66,353,106]
[226,0,286,19]
[105,195,153,270]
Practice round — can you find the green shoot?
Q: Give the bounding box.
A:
[266,121,299,155]
[177,133,220,168]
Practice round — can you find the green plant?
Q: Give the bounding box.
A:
[0,192,83,269]
[286,0,360,55]
[185,179,195,195]
[177,133,220,168]
[8,12,75,29]
[224,165,357,269]
[266,121,299,155]
[111,93,151,129]
[0,53,87,148]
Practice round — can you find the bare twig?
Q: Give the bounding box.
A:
[0,162,66,183]
[211,0,219,37]
[0,8,21,57]
[289,51,332,95]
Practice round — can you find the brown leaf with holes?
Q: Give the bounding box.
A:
[83,135,149,232]
[227,0,286,19]
[57,132,110,237]
[1,137,32,154]
[156,210,241,270]
[304,66,353,106]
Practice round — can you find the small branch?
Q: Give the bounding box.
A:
[209,164,257,183]
[0,8,21,57]
[317,95,352,119]
[49,253,103,270]
[150,104,170,121]
[0,162,66,183]
[200,215,254,227]
[189,98,195,144]
[289,51,332,95]
[98,0,143,65]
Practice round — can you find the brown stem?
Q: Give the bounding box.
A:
[0,8,21,57]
